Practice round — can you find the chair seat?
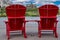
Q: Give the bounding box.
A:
[40,27,55,30]
[10,27,23,31]
[40,16,57,18]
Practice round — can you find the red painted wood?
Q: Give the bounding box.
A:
[5,4,27,40]
[38,4,59,38]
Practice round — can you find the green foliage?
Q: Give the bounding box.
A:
[26,12,39,16]
[0,7,6,17]
[26,8,39,16]
[0,7,39,17]
[0,7,60,17]
[1,7,6,13]
[58,10,60,15]
[27,8,37,12]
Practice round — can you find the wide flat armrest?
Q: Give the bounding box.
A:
[56,20,58,22]
[4,20,8,23]
[24,20,40,22]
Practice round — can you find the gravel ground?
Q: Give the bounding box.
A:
[0,17,60,40]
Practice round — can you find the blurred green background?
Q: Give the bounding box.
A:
[0,7,60,17]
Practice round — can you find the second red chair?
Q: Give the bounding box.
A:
[38,4,59,38]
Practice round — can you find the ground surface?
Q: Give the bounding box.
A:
[0,17,60,40]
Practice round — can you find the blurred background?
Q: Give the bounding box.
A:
[0,0,60,17]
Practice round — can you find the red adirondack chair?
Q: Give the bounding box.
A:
[38,4,59,38]
[4,4,27,40]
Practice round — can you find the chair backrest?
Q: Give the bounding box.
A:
[38,4,59,18]
[38,4,59,29]
[6,4,26,18]
[6,4,26,30]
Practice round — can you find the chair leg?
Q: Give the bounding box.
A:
[38,27,41,37]
[23,30,27,38]
[38,30,41,37]
[38,22,41,37]
[23,22,27,38]
[6,23,10,40]
[38,24,41,37]
[54,29,58,38]
[7,30,10,40]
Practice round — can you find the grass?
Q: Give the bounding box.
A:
[0,13,6,17]
[58,10,60,15]
[0,7,6,17]
[0,7,39,17]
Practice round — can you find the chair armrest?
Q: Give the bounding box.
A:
[4,20,10,30]
[24,20,40,22]
[4,20,8,24]
[56,20,58,22]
